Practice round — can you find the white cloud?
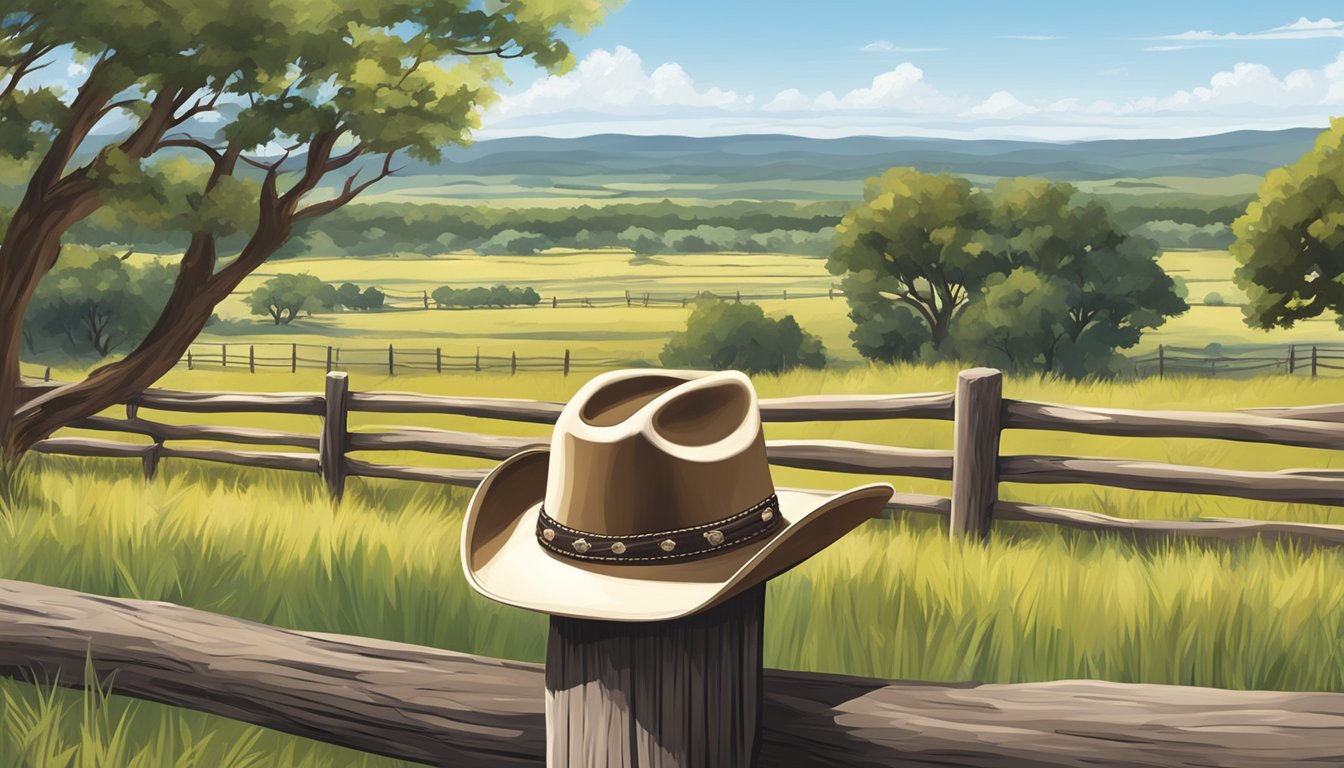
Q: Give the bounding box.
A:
[490,46,743,119]
[1159,16,1344,42]
[66,62,87,77]
[969,91,1035,118]
[860,40,943,53]
[762,63,957,113]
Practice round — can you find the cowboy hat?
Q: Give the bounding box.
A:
[461,368,894,622]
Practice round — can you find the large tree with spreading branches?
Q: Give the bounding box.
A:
[0,0,611,461]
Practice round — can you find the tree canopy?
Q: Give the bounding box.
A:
[0,0,612,459]
[660,297,826,375]
[1231,119,1344,331]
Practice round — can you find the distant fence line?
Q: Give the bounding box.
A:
[17,368,1344,548]
[1136,344,1344,378]
[362,287,840,310]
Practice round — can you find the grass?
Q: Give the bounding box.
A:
[152,249,1344,368]
[4,364,1343,764]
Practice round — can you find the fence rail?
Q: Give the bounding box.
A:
[21,369,1344,547]
[1136,343,1344,378]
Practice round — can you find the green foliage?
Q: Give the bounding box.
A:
[1232,119,1344,330]
[474,229,551,256]
[22,247,179,359]
[828,168,999,349]
[1132,219,1234,250]
[660,297,825,374]
[831,171,1187,378]
[1204,292,1226,307]
[431,284,540,309]
[246,273,326,325]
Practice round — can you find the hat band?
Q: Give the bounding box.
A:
[536,493,781,564]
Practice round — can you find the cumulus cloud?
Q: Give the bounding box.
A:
[66,62,87,77]
[969,91,1035,118]
[490,46,743,119]
[1158,16,1344,42]
[762,63,957,112]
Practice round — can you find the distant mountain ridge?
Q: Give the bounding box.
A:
[407,129,1321,183]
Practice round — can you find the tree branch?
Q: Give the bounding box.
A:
[294,152,396,221]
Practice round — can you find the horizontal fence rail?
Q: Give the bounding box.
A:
[19,368,1344,547]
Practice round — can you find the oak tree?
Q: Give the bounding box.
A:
[0,0,610,460]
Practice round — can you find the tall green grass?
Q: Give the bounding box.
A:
[2,364,1342,764]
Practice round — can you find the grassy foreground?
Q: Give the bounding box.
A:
[2,364,1343,765]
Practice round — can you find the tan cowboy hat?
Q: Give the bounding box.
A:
[461,368,894,622]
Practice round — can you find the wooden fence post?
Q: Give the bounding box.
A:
[475,348,481,372]
[436,347,442,374]
[735,289,741,303]
[643,292,649,307]
[546,584,764,767]
[43,366,50,382]
[221,344,228,368]
[142,440,162,481]
[1312,346,1319,378]
[1158,345,1165,380]
[783,289,788,301]
[388,344,395,376]
[511,351,517,375]
[325,346,333,373]
[320,372,350,501]
[1289,344,1296,375]
[187,350,193,370]
[291,344,298,374]
[828,287,834,300]
[552,296,558,308]
[249,345,255,374]
[563,349,570,377]
[682,297,688,308]
[423,290,430,310]
[949,368,1003,542]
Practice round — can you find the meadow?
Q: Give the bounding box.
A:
[3,362,1343,765]
[178,248,1344,369]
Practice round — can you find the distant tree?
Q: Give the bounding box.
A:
[661,298,826,374]
[617,226,663,256]
[827,169,999,353]
[247,274,325,325]
[474,229,551,256]
[432,284,538,308]
[1204,292,1226,307]
[359,285,386,310]
[336,282,364,310]
[1232,119,1344,331]
[312,282,340,312]
[951,269,1072,373]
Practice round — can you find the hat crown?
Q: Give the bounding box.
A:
[543,370,775,537]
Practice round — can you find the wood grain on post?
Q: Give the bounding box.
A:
[320,372,350,500]
[950,368,1003,542]
[546,585,764,768]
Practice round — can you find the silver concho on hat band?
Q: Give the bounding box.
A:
[536,494,781,563]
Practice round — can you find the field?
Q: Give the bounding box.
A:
[4,363,1343,765]
[177,248,1344,370]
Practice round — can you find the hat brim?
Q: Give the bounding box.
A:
[461,448,895,622]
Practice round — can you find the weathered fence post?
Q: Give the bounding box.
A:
[221,344,228,368]
[511,351,517,375]
[552,295,558,308]
[1312,346,1319,378]
[249,345,255,374]
[142,439,162,481]
[546,584,764,767]
[949,368,1003,542]
[320,372,350,501]
[1158,345,1165,379]
[1289,344,1296,375]
[43,366,50,382]
[682,296,688,308]
[735,289,741,303]
[436,347,442,374]
[563,349,570,377]
[783,289,787,301]
[388,344,394,376]
[422,290,430,310]
[828,287,834,300]
[187,350,193,370]
[325,346,333,373]
[291,344,298,374]
[643,292,649,307]
[475,348,481,372]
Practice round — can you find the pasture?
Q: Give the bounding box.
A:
[3,363,1343,765]
[182,248,1344,368]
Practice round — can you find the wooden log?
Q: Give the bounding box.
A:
[999,455,1344,506]
[950,368,1003,541]
[321,373,350,499]
[348,428,544,459]
[2,579,1343,768]
[994,501,1344,546]
[31,437,154,459]
[349,392,565,423]
[1241,403,1344,424]
[343,457,489,488]
[74,415,320,449]
[1005,399,1344,450]
[131,388,325,415]
[158,447,319,473]
[766,439,952,479]
[547,585,764,768]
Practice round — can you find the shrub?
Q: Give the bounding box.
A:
[660,297,826,374]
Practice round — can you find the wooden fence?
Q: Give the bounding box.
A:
[1137,343,1344,378]
[168,342,626,376]
[373,287,840,310]
[22,368,1344,546]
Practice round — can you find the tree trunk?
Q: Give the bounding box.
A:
[545,585,764,768]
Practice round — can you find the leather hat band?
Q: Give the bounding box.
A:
[537,493,781,564]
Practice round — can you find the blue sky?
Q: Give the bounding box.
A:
[481,2,1344,140]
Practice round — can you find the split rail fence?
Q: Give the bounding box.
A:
[373,287,840,310]
[21,368,1344,546]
